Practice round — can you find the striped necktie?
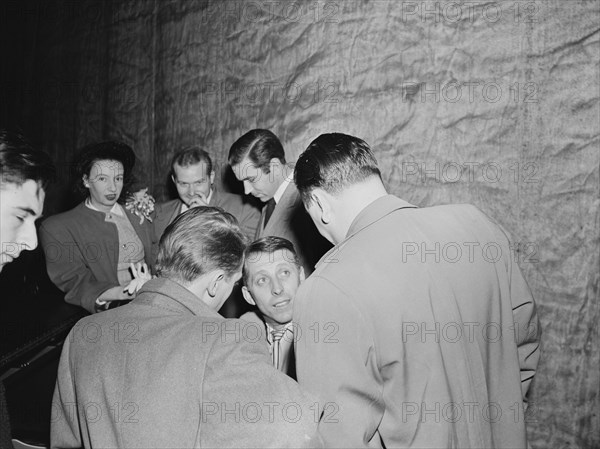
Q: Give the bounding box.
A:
[271,328,287,370]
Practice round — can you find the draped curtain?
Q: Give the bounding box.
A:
[1,1,598,446]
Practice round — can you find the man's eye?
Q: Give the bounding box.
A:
[248,177,256,183]
[15,215,25,222]
[256,277,266,286]
[280,270,291,277]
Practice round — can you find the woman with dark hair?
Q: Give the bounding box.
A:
[40,141,154,313]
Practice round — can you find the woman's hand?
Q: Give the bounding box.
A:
[123,262,152,295]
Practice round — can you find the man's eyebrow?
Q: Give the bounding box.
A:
[178,177,206,183]
[250,269,269,279]
[15,206,37,216]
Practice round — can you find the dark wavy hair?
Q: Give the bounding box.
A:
[228,129,286,174]
[73,141,136,200]
[0,129,55,189]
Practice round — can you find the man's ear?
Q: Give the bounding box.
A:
[269,157,282,169]
[209,170,216,185]
[241,286,256,306]
[269,158,284,178]
[312,189,332,224]
[207,271,225,298]
[171,174,176,185]
[299,266,306,283]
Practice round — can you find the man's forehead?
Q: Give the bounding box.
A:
[2,180,45,215]
[246,249,297,271]
[232,157,260,179]
[174,162,210,178]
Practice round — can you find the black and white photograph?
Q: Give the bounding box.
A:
[0,1,598,448]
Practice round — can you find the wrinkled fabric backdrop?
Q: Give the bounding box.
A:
[1,0,598,447]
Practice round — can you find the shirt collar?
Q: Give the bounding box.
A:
[85,197,124,216]
[265,321,294,343]
[273,176,291,204]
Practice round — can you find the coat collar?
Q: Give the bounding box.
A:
[261,182,298,233]
[134,277,221,318]
[315,195,417,268]
[346,195,417,239]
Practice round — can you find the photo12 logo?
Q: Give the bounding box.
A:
[399,161,540,185]
[200,401,339,424]
[399,2,540,24]
[400,81,539,104]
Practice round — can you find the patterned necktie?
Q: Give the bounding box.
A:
[263,198,276,228]
[271,328,287,370]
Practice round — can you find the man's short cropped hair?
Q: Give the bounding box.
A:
[0,129,55,189]
[228,129,286,173]
[156,206,247,283]
[171,146,213,176]
[294,133,381,205]
[242,236,300,285]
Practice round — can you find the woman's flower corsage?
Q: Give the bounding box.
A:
[125,188,155,224]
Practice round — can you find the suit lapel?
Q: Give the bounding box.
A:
[261,182,297,237]
[255,206,266,239]
[169,200,182,224]
[153,200,181,241]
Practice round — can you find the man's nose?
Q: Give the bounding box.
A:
[271,278,283,295]
[19,221,38,252]
[243,180,253,195]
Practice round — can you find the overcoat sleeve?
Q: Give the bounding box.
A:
[294,276,383,448]
[506,241,540,403]
[201,320,322,448]
[50,329,83,449]
[489,217,541,404]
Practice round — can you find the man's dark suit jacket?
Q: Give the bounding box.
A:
[256,182,330,275]
[152,189,260,258]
